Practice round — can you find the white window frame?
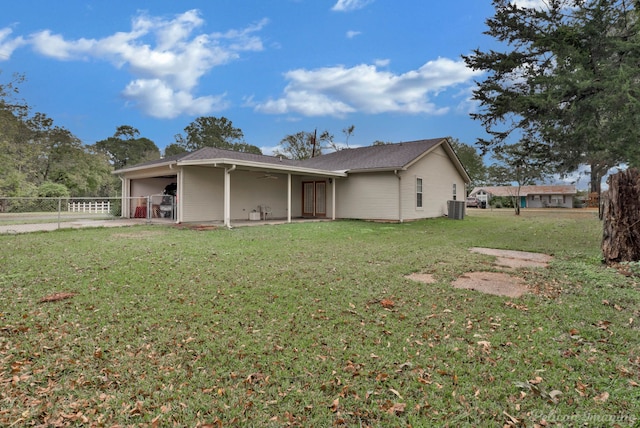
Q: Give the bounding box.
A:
[416,177,423,209]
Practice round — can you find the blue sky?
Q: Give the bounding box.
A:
[1,1,534,157]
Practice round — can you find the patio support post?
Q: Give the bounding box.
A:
[224,165,236,228]
[176,168,183,223]
[332,177,336,220]
[287,173,292,223]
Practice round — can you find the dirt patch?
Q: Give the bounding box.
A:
[405,273,436,283]
[451,271,528,298]
[408,248,553,298]
[39,292,77,303]
[111,230,166,239]
[470,247,552,269]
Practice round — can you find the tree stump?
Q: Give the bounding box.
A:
[601,168,640,264]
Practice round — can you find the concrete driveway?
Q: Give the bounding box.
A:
[0,218,148,234]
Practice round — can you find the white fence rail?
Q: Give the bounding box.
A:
[67,200,111,214]
[0,197,128,234]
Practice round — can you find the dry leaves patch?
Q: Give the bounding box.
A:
[38,292,77,303]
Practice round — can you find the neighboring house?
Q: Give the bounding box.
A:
[469,185,577,209]
[113,138,471,227]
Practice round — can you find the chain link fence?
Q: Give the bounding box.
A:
[0,197,138,234]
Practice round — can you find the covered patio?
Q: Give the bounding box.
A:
[116,151,346,228]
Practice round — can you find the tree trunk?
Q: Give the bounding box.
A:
[601,168,640,264]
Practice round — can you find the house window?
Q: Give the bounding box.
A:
[416,178,423,208]
[452,183,457,201]
[551,195,564,205]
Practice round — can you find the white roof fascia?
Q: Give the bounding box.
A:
[111,160,178,175]
[346,167,408,173]
[178,158,347,177]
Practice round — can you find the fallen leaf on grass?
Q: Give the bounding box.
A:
[477,341,491,353]
[389,388,403,399]
[503,411,520,426]
[386,402,406,415]
[593,391,609,402]
[504,301,529,311]
[529,376,543,385]
[39,292,77,303]
[380,299,395,309]
[548,390,563,402]
[330,398,339,413]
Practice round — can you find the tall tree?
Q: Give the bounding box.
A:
[491,140,555,215]
[0,108,31,196]
[174,116,261,154]
[0,71,28,117]
[164,143,188,157]
[274,125,356,160]
[95,126,160,169]
[449,138,487,191]
[274,129,335,160]
[273,131,319,160]
[0,73,115,197]
[463,0,640,195]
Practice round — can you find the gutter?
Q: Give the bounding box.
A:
[180,158,347,178]
[224,164,236,228]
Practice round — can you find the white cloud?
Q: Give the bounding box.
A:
[346,30,361,39]
[255,58,482,118]
[331,0,374,12]
[30,30,97,60]
[122,79,227,119]
[0,27,26,60]
[510,0,552,9]
[26,10,266,118]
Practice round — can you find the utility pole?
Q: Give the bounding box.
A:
[311,128,317,158]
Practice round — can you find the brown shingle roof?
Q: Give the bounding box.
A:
[298,138,446,171]
[181,147,301,167]
[113,138,465,179]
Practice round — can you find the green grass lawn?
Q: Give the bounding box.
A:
[1,209,638,427]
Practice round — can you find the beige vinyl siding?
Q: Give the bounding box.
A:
[130,177,176,199]
[400,145,466,219]
[181,167,294,222]
[335,172,399,220]
[181,167,224,222]
[229,171,289,219]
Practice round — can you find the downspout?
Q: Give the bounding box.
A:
[224,165,236,228]
[331,177,336,220]
[394,170,403,223]
[287,173,292,223]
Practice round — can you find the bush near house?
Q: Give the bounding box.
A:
[489,195,514,208]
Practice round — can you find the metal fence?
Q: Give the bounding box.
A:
[0,196,178,234]
[0,197,126,234]
[130,195,176,221]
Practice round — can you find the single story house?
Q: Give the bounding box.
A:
[113,138,471,227]
[469,185,577,208]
